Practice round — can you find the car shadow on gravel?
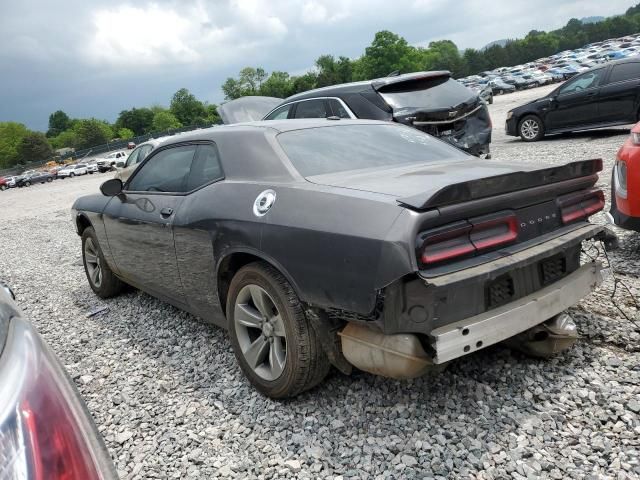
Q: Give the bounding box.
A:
[503,127,631,145]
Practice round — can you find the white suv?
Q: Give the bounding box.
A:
[58,164,89,178]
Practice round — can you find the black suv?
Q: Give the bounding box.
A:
[219,72,492,157]
[506,58,640,141]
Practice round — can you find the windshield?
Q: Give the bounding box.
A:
[378,77,476,110]
[277,124,469,177]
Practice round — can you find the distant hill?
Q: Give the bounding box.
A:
[481,39,509,51]
[580,16,605,24]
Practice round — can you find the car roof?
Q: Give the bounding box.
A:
[156,118,394,144]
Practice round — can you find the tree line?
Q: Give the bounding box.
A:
[221,4,640,100]
[0,88,219,169]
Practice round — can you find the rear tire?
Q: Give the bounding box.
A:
[70,172,75,177]
[227,262,330,398]
[518,115,545,142]
[47,177,53,182]
[82,227,125,298]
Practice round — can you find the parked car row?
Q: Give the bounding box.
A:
[0,151,133,192]
[459,33,640,95]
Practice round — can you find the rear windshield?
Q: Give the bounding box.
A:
[378,77,476,110]
[277,124,469,177]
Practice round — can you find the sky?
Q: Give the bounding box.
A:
[0,0,637,131]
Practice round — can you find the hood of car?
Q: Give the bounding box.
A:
[218,96,283,124]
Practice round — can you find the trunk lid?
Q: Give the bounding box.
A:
[306,159,603,210]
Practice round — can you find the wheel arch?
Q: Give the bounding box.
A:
[215,248,303,316]
[75,212,93,236]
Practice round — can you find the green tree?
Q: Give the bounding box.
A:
[423,40,464,76]
[357,30,422,79]
[152,111,182,131]
[16,132,53,163]
[73,119,113,150]
[259,71,294,98]
[315,55,353,87]
[221,68,268,99]
[170,88,207,125]
[46,110,71,138]
[115,108,154,136]
[0,122,30,168]
[117,128,135,139]
[50,130,79,149]
[204,104,220,124]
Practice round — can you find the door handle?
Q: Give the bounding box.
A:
[160,207,174,218]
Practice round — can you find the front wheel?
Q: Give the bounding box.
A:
[82,227,125,298]
[0,185,6,191]
[227,262,330,398]
[518,115,545,142]
[24,181,31,187]
[47,177,53,182]
[69,172,75,177]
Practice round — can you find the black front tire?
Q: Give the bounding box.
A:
[82,227,125,298]
[518,115,545,142]
[70,172,75,177]
[227,262,330,398]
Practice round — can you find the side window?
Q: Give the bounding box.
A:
[127,145,197,193]
[136,145,153,164]
[125,148,141,167]
[328,99,351,118]
[264,105,291,120]
[559,69,605,95]
[185,144,224,191]
[608,63,640,84]
[294,99,328,118]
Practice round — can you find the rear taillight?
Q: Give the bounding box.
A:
[419,212,518,266]
[631,132,640,145]
[0,315,117,480]
[557,189,604,224]
[615,160,628,195]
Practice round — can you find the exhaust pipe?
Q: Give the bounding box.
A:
[338,323,433,379]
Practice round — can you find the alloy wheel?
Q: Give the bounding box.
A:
[520,119,539,140]
[234,284,287,381]
[84,237,102,288]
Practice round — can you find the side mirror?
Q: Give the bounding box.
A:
[100,178,123,196]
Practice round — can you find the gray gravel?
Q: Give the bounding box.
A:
[0,86,639,479]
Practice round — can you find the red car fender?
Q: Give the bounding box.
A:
[615,123,640,218]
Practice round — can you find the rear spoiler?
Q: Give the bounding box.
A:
[397,158,603,210]
[371,71,451,91]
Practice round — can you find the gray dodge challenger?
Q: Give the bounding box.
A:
[72,119,607,398]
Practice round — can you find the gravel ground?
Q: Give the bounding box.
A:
[1,87,639,479]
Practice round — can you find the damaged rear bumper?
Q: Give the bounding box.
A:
[429,261,601,363]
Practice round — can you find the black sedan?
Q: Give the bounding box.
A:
[506,57,640,141]
[17,170,54,187]
[73,119,606,398]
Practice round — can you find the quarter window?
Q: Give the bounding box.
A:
[186,145,224,191]
[608,62,640,84]
[264,105,291,120]
[294,100,328,118]
[328,99,351,118]
[127,145,197,193]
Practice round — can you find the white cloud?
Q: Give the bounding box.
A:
[84,1,289,67]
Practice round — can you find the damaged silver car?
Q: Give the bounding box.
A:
[218,71,492,158]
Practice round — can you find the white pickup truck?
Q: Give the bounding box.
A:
[96,151,128,173]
